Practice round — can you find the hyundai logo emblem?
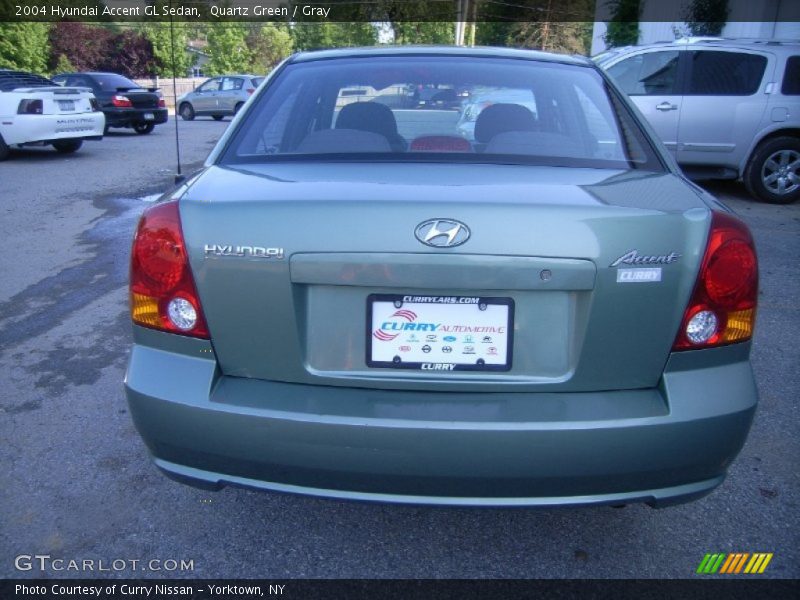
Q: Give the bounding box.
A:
[414,219,470,248]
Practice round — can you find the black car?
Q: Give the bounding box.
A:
[51,72,168,134]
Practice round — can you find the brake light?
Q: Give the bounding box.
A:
[158,98,166,108]
[90,98,101,112]
[18,99,43,114]
[130,201,209,338]
[112,95,132,108]
[246,88,255,95]
[673,211,758,350]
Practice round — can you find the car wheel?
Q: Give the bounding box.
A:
[0,133,9,161]
[52,139,83,154]
[179,103,195,121]
[212,115,224,121]
[745,136,800,204]
[133,122,155,135]
[234,102,244,115]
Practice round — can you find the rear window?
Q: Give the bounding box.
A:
[91,73,142,91]
[781,56,800,95]
[686,51,767,96]
[220,56,663,172]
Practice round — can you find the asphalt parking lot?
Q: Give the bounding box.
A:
[0,120,798,579]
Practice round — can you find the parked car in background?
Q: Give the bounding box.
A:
[177,74,264,121]
[52,72,168,135]
[596,38,800,204]
[0,69,104,160]
[126,47,759,508]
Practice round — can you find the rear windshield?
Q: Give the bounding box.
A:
[92,73,143,91]
[219,56,663,171]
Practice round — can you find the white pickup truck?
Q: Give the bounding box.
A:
[0,69,105,160]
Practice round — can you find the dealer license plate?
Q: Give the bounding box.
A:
[57,100,75,111]
[367,294,513,371]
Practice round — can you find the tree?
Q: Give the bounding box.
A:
[205,22,251,75]
[108,30,158,78]
[52,54,77,76]
[684,0,730,36]
[604,0,641,48]
[508,21,592,55]
[291,23,377,51]
[0,23,50,73]
[502,0,593,55]
[392,22,454,45]
[139,2,194,77]
[48,22,114,73]
[246,24,293,74]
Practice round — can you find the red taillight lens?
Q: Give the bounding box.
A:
[673,211,758,350]
[130,201,209,338]
[158,98,166,108]
[90,98,101,112]
[246,88,255,95]
[112,95,133,108]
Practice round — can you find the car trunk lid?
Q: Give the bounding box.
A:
[179,163,710,392]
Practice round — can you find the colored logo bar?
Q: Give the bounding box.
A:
[697,553,773,574]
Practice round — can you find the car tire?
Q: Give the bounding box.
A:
[179,103,195,121]
[234,102,244,115]
[52,139,83,154]
[744,136,800,204]
[133,122,155,135]
[0,133,9,161]
[212,115,224,121]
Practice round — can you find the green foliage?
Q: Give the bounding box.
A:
[52,53,76,75]
[508,21,592,55]
[475,23,516,47]
[246,24,294,75]
[604,0,641,48]
[139,2,194,77]
[0,23,50,73]
[291,23,377,51]
[205,22,251,75]
[392,22,454,45]
[684,0,730,36]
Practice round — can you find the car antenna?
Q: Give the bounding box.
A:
[168,1,184,185]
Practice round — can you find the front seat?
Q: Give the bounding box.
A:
[474,103,537,146]
[336,102,407,152]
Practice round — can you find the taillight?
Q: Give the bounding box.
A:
[18,99,43,114]
[130,201,209,338]
[90,98,101,112]
[158,98,166,108]
[246,88,255,95]
[673,211,758,350]
[112,95,132,108]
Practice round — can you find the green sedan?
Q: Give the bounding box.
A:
[125,47,759,507]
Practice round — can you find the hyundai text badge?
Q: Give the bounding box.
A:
[415,219,470,248]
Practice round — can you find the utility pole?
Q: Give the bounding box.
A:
[455,0,469,46]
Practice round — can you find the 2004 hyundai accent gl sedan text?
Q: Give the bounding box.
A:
[124,47,759,508]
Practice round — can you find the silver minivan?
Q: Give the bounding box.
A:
[177,74,264,122]
[596,38,800,204]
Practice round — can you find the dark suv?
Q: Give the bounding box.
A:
[52,72,168,135]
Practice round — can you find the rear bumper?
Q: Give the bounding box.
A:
[2,112,105,145]
[125,331,757,507]
[104,107,168,127]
